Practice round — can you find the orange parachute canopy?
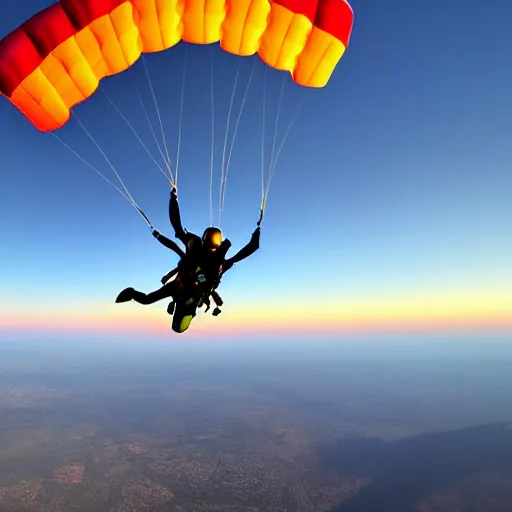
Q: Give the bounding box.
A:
[0,0,354,132]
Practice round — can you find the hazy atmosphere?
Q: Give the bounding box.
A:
[1,335,512,511]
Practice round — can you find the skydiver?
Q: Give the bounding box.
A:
[115,186,261,314]
[114,225,224,314]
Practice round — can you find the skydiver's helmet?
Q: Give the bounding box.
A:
[202,227,223,252]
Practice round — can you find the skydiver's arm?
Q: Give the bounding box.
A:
[169,187,187,243]
[223,228,260,271]
[152,230,186,259]
[161,266,179,285]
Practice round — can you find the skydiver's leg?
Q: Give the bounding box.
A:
[210,290,223,316]
[200,294,211,312]
[211,290,223,307]
[116,282,177,305]
[130,284,174,305]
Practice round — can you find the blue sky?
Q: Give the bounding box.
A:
[0,0,511,336]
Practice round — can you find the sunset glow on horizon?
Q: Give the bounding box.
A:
[1,288,510,340]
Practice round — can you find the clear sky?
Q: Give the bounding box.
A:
[0,0,511,340]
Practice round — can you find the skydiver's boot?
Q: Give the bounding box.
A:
[167,301,175,315]
[212,307,221,316]
[115,287,135,303]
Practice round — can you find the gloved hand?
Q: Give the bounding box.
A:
[252,226,261,240]
[171,186,177,197]
[152,229,160,238]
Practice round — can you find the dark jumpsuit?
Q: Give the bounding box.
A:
[116,189,260,306]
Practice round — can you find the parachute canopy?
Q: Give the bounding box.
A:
[0,0,354,132]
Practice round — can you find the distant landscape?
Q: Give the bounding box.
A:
[0,335,511,511]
